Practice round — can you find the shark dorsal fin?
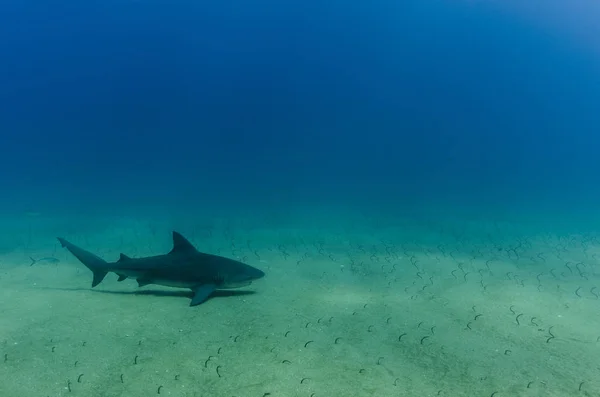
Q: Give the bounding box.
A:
[118,253,131,262]
[170,231,197,254]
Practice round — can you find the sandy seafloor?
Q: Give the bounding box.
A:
[1,208,599,397]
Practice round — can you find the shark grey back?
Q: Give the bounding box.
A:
[57,231,265,306]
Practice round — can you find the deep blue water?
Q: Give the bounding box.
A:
[1,0,600,225]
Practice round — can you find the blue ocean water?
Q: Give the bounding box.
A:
[2,2,600,396]
[1,0,599,227]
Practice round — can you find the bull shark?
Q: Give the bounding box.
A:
[57,231,265,306]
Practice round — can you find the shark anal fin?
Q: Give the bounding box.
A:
[117,274,127,282]
[169,231,197,254]
[191,284,216,306]
[137,278,152,287]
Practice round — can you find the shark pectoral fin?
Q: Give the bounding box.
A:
[117,274,127,282]
[190,284,216,306]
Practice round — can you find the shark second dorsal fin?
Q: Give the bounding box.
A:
[170,231,197,254]
[118,253,131,262]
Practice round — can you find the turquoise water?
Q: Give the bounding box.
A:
[1,1,600,396]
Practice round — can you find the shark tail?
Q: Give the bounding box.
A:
[57,237,109,288]
[29,256,37,266]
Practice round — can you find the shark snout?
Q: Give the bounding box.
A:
[248,266,265,280]
[221,264,265,289]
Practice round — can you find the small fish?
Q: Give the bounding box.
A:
[30,256,60,266]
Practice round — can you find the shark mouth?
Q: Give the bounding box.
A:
[219,280,253,289]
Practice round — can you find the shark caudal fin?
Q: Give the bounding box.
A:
[57,237,109,287]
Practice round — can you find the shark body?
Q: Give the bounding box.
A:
[57,231,265,306]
